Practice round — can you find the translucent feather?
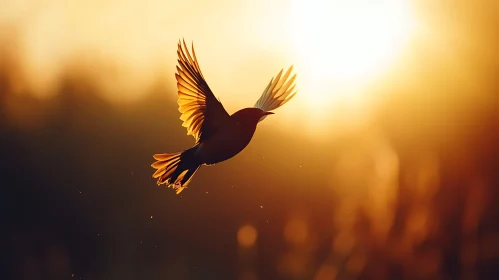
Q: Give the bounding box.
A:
[254,65,297,121]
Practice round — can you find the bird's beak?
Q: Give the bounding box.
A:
[262,111,274,116]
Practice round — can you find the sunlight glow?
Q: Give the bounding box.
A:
[289,0,416,115]
[1,0,418,138]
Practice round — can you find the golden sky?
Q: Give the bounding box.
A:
[1,0,495,138]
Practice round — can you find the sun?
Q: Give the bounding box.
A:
[289,0,416,117]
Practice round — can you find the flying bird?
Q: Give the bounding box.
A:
[151,40,297,194]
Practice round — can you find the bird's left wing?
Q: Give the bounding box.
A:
[176,40,230,143]
[253,66,297,121]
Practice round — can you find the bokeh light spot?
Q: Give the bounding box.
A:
[238,225,258,248]
[314,264,337,280]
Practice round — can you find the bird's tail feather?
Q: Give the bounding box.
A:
[151,147,200,194]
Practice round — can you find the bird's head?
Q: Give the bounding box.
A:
[232,108,274,127]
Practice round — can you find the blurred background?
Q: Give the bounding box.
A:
[1,0,499,279]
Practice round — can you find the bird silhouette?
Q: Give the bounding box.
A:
[151,39,297,194]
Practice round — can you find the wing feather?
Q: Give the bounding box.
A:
[175,39,230,142]
[177,84,199,97]
[176,66,198,86]
[254,65,297,121]
[176,75,198,93]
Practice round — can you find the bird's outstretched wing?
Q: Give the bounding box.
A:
[176,39,230,143]
[253,66,297,121]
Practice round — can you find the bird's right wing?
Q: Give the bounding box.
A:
[176,39,230,143]
[253,66,297,121]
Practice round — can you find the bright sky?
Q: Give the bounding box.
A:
[0,0,419,137]
[287,0,417,136]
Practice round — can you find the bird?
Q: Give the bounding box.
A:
[151,39,297,194]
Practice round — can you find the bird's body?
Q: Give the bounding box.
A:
[197,112,255,165]
[152,40,297,194]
